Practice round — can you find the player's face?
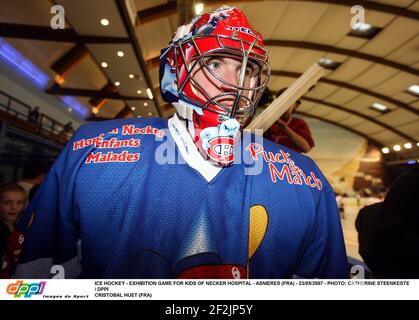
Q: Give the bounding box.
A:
[190,56,260,115]
[0,191,25,224]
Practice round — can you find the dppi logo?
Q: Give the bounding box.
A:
[6,280,46,298]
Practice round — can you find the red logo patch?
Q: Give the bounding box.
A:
[207,137,236,166]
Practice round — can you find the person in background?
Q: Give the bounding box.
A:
[264,89,314,153]
[63,121,74,134]
[255,88,274,110]
[0,184,26,261]
[356,191,362,209]
[335,193,345,220]
[27,106,40,129]
[356,172,419,278]
[28,184,41,202]
[17,161,46,203]
[57,121,74,144]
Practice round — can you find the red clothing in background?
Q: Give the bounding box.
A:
[265,117,315,152]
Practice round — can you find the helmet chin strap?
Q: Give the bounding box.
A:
[172,100,197,140]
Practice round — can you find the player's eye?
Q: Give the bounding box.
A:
[207,61,222,70]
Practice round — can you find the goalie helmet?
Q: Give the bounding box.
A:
[160,6,270,166]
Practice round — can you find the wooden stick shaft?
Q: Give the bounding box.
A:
[245,63,324,134]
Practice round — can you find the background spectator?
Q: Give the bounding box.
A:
[356,172,419,278]
[62,121,74,134]
[27,106,40,129]
[57,121,74,143]
[0,184,26,258]
[335,193,345,220]
[264,88,314,153]
[17,161,46,203]
[28,184,40,202]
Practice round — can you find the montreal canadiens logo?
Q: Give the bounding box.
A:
[207,137,236,165]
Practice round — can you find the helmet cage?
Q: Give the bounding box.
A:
[172,33,270,122]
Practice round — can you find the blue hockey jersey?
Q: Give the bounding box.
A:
[11,116,348,279]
